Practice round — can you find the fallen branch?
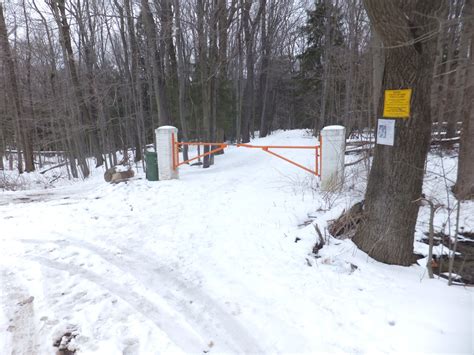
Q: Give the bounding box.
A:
[345,156,368,167]
[40,162,67,174]
[346,140,374,147]
[312,223,325,254]
[345,147,373,155]
[430,137,460,146]
[328,201,364,238]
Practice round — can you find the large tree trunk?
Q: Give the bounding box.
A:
[436,1,463,141]
[235,29,244,142]
[32,0,77,177]
[21,0,38,170]
[196,0,212,168]
[258,0,271,138]
[49,0,91,178]
[317,0,332,132]
[371,31,384,130]
[454,0,474,200]
[0,129,4,170]
[74,0,105,167]
[241,0,253,143]
[209,0,219,165]
[173,0,189,162]
[353,0,444,266]
[124,0,145,162]
[159,0,178,81]
[241,0,263,142]
[141,0,171,127]
[0,4,34,173]
[112,0,140,161]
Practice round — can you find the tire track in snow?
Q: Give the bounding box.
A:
[27,255,204,353]
[21,238,263,353]
[0,181,102,206]
[0,269,38,355]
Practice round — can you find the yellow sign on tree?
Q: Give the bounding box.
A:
[383,89,412,118]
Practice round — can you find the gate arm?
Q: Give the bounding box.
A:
[262,148,318,176]
[237,143,316,149]
[174,143,227,169]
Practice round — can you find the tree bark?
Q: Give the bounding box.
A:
[443,0,464,140]
[0,128,4,170]
[196,0,212,167]
[173,0,190,162]
[73,0,105,167]
[21,0,38,170]
[258,0,271,138]
[371,31,384,129]
[141,0,171,127]
[454,0,474,200]
[318,0,333,132]
[158,0,178,81]
[31,0,77,177]
[124,0,145,162]
[0,4,34,173]
[353,0,444,265]
[241,0,263,142]
[48,0,91,178]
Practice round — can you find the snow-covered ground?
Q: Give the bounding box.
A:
[1,130,472,354]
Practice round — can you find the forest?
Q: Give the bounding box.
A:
[1,2,473,352]
[0,0,469,178]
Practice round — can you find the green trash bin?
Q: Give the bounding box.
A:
[145,151,158,181]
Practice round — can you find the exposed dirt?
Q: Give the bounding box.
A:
[420,231,474,285]
[53,332,77,355]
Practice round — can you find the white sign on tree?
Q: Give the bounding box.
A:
[376,119,395,146]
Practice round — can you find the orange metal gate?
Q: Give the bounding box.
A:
[171,133,228,169]
[172,133,321,177]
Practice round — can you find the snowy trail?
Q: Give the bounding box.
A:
[0,269,38,355]
[0,178,104,206]
[1,134,300,354]
[27,254,204,352]
[20,237,263,353]
[1,130,473,354]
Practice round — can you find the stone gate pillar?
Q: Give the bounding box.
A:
[320,125,345,191]
[156,126,179,180]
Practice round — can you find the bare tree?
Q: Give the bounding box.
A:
[140,0,171,127]
[173,0,190,161]
[48,0,94,177]
[454,0,474,200]
[353,0,445,265]
[0,3,34,172]
[241,0,264,142]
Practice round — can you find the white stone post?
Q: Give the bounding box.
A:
[320,125,345,191]
[156,126,179,180]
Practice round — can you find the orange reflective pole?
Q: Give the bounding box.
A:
[171,133,177,170]
[319,134,322,178]
[315,145,318,176]
[175,140,180,169]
